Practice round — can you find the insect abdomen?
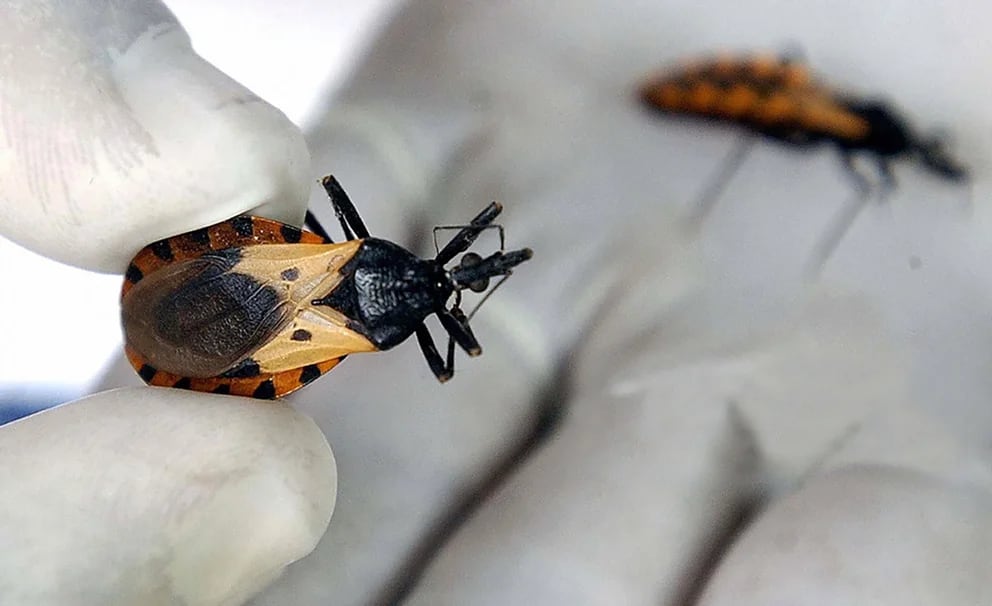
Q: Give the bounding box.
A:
[640,55,871,145]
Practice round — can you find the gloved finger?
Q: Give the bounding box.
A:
[697,466,992,605]
[698,399,992,603]
[805,393,992,486]
[404,379,757,606]
[0,0,310,273]
[0,387,335,606]
[397,274,909,604]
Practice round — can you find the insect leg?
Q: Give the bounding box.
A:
[686,134,756,229]
[438,308,481,356]
[838,151,873,199]
[874,158,896,204]
[415,323,452,382]
[804,187,871,278]
[304,210,335,242]
[434,202,504,265]
[320,175,371,240]
[445,333,456,378]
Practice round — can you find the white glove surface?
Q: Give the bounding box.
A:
[0,3,333,605]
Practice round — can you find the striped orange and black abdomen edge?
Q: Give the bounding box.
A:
[122,215,327,298]
[124,344,344,399]
[640,55,872,145]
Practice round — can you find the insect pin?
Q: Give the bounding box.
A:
[639,52,968,271]
[121,175,533,399]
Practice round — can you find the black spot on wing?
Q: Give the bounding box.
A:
[125,263,144,284]
[253,380,277,399]
[231,215,254,237]
[138,364,158,382]
[221,358,261,378]
[299,364,322,385]
[281,267,300,281]
[291,329,312,342]
[189,227,211,246]
[150,239,174,262]
[280,224,302,243]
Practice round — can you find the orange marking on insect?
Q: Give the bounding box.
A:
[121,216,327,298]
[718,85,761,118]
[781,63,812,89]
[711,53,739,79]
[638,53,873,142]
[798,99,871,140]
[126,343,344,399]
[748,54,780,80]
[753,92,795,125]
[688,81,721,113]
[651,83,685,110]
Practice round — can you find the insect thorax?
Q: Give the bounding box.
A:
[839,101,912,156]
[313,238,452,350]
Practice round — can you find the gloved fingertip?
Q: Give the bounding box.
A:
[0,387,335,605]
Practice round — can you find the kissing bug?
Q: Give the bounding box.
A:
[639,52,968,269]
[121,176,533,399]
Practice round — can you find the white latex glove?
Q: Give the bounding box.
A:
[242,1,990,605]
[0,3,334,605]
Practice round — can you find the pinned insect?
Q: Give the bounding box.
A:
[121,176,533,399]
[639,52,968,268]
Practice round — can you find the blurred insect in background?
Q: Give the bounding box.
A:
[121,175,533,399]
[639,52,968,271]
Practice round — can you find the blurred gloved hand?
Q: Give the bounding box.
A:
[247,2,992,605]
[0,3,334,605]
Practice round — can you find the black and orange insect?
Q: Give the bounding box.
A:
[639,52,968,267]
[121,176,533,399]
